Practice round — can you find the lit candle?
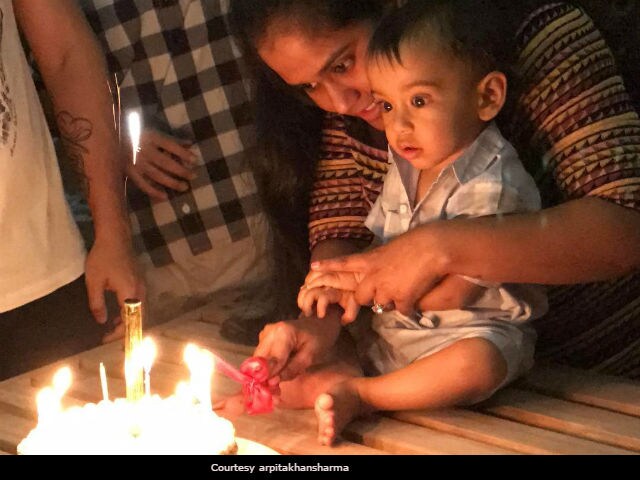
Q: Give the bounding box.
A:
[52,367,72,397]
[175,381,192,406]
[36,387,58,424]
[37,367,72,423]
[184,344,200,406]
[128,112,141,165]
[123,299,144,402]
[99,362,109,402]
[183,344,214,411]
[140,337,157,398]
[200,350,214,412]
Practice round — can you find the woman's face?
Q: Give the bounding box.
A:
[258,21,384,130]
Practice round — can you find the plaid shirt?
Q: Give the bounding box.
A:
[365,123,541,241]
[83,0,263,267]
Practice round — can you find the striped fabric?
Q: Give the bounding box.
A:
[308,3,640,377]
[506,2,640,211]
[309,114,389,248]
[506,3,640,377]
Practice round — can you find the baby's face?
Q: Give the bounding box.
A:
[368,43,484,171]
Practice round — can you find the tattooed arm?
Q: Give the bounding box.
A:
[14,0,144,322]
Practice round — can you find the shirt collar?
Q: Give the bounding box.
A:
[391,121,505,189]
[451,122,505,184]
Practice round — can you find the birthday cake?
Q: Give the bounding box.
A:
[17,394,237,455]
[16,325,272,455]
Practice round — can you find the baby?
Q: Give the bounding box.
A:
[297,0,547,445]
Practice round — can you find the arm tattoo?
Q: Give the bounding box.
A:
[56,111,92,196]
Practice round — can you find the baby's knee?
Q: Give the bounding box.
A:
[454,338,508,404]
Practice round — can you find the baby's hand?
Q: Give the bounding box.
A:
[297,285,360,325]
[303,270,363,292]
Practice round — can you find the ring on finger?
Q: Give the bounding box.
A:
[371,301,395,314]
[371,302,385,314]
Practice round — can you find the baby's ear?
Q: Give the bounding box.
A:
[476,71,507,122]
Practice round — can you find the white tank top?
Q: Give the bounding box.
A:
[0,0,85,312]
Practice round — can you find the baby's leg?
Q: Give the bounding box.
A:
[278,330,363,409]
[316,337,507,445]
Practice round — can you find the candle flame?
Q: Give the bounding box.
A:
[175,381,192,404]
[52,367,72,397]
[36,387,58,422]
[183,343,199,367]
[183,344,214,410]
[36,367,72,423]
[140,337,157,373]
[128,111,141,165]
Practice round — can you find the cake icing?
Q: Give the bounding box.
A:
[18,394,237,455]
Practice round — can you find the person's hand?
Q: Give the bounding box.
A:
[102,315,124,344]
[84,232,145,325]
[126,128,197,200]
[297,285,361,324]
[298,270,362,324]
[253,313,342,382]
[310,226,468,315]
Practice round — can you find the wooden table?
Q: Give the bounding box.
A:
[1,303,639,455]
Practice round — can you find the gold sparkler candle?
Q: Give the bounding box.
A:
[123,299,144,402]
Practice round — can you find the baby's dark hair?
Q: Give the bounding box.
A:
[368,0,507,78]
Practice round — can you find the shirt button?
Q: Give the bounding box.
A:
[399,204,409,214]
[181,204,191,215]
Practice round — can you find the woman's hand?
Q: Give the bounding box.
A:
[310,226,459,315]
[126,128,198,200]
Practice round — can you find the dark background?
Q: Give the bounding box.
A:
[576,0,640,110]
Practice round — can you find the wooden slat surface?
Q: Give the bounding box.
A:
[345,416,516,454]
[155,319,640,454]
[0,413,34,454]
[515,363,640,417]
[155,320,254,357]
[483,388,640,451]
[392,409,633,454]
[0,309,639,455]
[233,410,386,455]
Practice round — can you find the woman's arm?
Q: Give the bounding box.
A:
[313,198,640,312]
[16,0,144,321]
[442,198,640,283]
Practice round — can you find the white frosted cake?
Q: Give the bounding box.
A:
[18,395,237,455]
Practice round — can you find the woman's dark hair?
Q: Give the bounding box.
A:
[228,0,389,317]
[231,0,388,50]
[250,67,323,319]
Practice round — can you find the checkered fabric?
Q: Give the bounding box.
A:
[83,0,263,267]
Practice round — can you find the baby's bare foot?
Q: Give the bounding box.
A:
[314,381,365,446]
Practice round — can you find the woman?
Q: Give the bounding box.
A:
[231,0,640,381]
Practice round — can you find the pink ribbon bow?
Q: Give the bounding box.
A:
[212,355,274,415]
